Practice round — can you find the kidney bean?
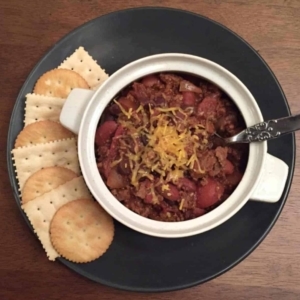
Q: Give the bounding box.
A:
[226,170,243,186]
[224,159,234,175]
[109,103,121,115]
[142,75,161,87]
[177,178,197,192]
[118,157,131,175]
[132,82,150,104]
[95,120,118,146]
[197,96,218,116]
[153,96,165,106]
[106,168,126,189]
[118,96,139,111]
[196,178,224,208]
[144,193,154,204]
[113,125,124,138]
[156,183,180,201]
[182,92,196,107]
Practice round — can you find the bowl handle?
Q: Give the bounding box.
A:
[60,88,95,134]
[250,153,289,203]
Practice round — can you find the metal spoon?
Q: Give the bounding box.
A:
[215,114,300,144]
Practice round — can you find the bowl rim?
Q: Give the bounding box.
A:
[77,53,266,237]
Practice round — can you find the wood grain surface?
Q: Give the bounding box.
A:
[1,0,299,299]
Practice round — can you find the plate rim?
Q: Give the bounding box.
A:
[6,6,296,293]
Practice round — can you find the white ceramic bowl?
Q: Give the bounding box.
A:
[60,53,289,238]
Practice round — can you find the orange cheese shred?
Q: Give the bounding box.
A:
[116,104,205,186]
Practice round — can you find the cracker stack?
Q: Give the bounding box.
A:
[11,47,114,263]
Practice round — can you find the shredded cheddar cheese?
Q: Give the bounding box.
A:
[179,198,185,210]
[112,103,205,186]
[161,184,170,192]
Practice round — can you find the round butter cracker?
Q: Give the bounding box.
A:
[22,167,78,204]
[14,120,74,148]
[50,198,114,263]
[34,68,89,98]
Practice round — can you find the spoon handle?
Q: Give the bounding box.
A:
[229,114,300,143]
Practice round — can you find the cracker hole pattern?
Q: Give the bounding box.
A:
[71,67,74,70]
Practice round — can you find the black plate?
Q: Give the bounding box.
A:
[7,7,295,292]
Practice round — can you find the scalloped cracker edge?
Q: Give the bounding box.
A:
[50,198,114,263]
[15,120,75,148]
[22,167,78,204]
[58,46,109,89]
[11,138,80,190]
[22,176,93,260]
[24,93,66,126]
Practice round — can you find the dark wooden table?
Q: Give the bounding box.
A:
[1,1,300,299]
